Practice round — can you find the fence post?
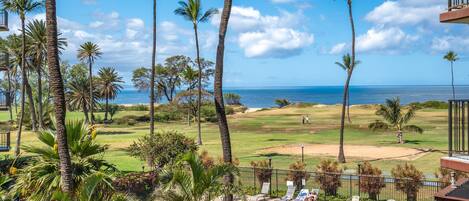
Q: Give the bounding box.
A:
[276,169,278,197]
[253,167,256,192]
[349,174,352,198]
[357,163,361,197]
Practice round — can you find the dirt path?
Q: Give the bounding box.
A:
[261,144,428,161]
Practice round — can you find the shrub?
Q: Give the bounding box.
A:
[409,101,448,109]
[391,163,424,201]
[287,161,310,190]
[315,160,342,196]
[199,150,215,169]
[128,130,198,169]
[275,99,291,108]
[122,104,149,111]
[358,162,385,200]
[224,93,242,105]
[113,171,158,199]
[251,160,273,184]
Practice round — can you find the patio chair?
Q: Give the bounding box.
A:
[280,181,296,201]
[351,196,360,201]
[251,182,270,201]
[294,189,309,201]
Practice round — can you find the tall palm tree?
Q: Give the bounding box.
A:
[26,19,67,128]
[336,0,357,164]
[150,0,157,135]
[67,77,97,123]
[444,51,458,99]
[2,0,42,156]
[369,97,423,144]
[158,152,237,201]
[175,0,218,145]
[45,0,73,193]
[97,67,123,121]
[214,0,233,200]
[77,41,102,125]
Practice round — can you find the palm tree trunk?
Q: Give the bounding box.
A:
[104,94,109,121]
[37,67,44,128]
[25,77,37,131]
[88,58,94,125]
[214,1,233,200]
[346,90,351,123]
[83,102,89,123]
[451,61,455,100]
[149,0,157,135]
[46,0,74,192]
[194,24,203,145]
[338,72,351,163]
[15,17,27,157]
[7,70,12,122]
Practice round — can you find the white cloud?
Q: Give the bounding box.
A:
[366,1,444,26]
[89,21,104,28]
[127,18,145,29]
[239,28,313,58]
[356,27,418,53]
[431,36,469,52]
[329,43,347,55]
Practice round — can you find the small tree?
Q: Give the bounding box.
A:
[128,130,198,169]
[391,163,424,201]
[358,162,385,200]
[224,93,241,105]
[275,99,291,108]
[315,160,342,196]
[251,160,272,185]
[287,161,310,190]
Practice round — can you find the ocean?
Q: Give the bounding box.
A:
[111,85,469,108]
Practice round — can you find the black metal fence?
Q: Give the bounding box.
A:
[448,0,469,10]
[239,167,443,201]
[448,100,469,158]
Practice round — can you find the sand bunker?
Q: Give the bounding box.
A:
[262,144,428,161]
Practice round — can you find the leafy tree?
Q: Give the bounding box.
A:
[224,93,241,105]
[2,0,43,155]
[443,51,458,99]
[368,97,423,144]
[97,67,123,121]
[175,0,218,146]
[128,130,198,169]
[157,152,238,201]
[275,98,290,108]
[213,1,234,199]
[131,67,151,92]
[358,162,385,200]
[391,163,424,201]
[12,121,116,200]
[77,41,102,125]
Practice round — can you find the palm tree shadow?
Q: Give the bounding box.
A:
[98,131,134,135]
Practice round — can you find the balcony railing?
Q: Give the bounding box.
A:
[0,131,9,152]
[448,0,469,11]
[448,100,469,158]
[0,10,7,31]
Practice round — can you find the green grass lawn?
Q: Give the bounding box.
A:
[0,105,449,175]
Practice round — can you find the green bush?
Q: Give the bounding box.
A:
[409,101,448,109]
[121,104,149,111]
[113,171,158,199]
[275,99,291,108]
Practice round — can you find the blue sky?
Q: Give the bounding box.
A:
[4,0,469,87]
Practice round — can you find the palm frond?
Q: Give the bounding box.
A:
[402,125,424,134]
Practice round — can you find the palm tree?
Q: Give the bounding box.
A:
[12,121,116,199]
[175,0,218,145]
[77,41,102,125]
[45,0,73,193]
[214,0,234,200]
[444,51,458,99]
[67,77,98,123]
[150,0,157,135]
[2,0,42,156]
[97,67,123,121]
[158,152,237,201]
[335,53,360,121]
[336,0,357,164]
[26,19,67,128]
[369,97,423,144]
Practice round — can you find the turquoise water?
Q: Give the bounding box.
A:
[111,85,469,108]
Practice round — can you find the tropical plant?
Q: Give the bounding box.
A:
[128,130,198,169]
[12,121,116,200]
[444,51,458,99]
[175,0,218,146]
[315,159,342,196]
[287,161,309,191]
[250,160,272,185]
[391,163,424,201]
[358,162,385,200]
[67,77,99,123]
[97,67,123,121]
[108,104,119,120]
[275,98,290,108]
[2,0,42,155]
[77,41,102,125]
[213,0,234,200]
[157,152,238,201]
[224,93,241,105]
[368,97,423,144]
[113,171,158,199]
